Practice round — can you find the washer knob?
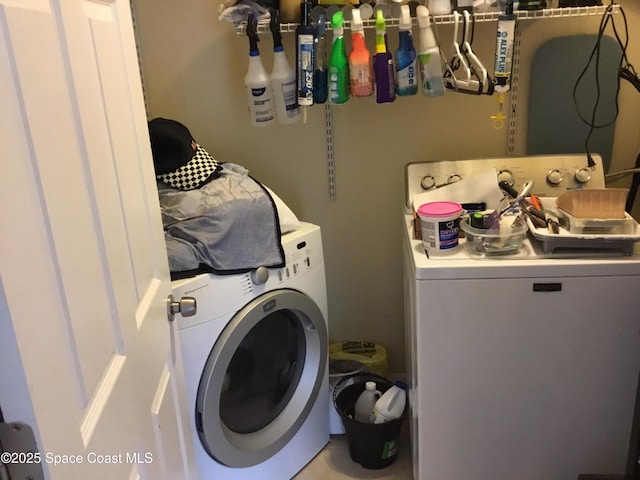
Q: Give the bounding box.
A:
[546,169,564,185]
[447,174,462,184]
[420,175,436,190]
[575,168,592,184]
[251,266,269,285]
[497,169,515,186]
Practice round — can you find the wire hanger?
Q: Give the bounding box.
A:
[444,11,486,95]
[461,10,494,96]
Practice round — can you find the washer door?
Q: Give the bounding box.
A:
[195,288,327,467]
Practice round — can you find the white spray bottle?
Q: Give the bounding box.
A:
[244,14,275,127]
[269,9,300,124]
[416,6,445,97]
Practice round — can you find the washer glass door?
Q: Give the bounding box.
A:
[220,307,304,434]
[196,288,327,468]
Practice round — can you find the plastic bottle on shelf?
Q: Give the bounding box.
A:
[328,11,350,104]
[416,6,445,97]
[427,0,452,15]
[269,9,300,124]
[296,0,316,115]
[348,8,373,97]
[395,4,418,96]
[372,381,407,424]
[244,14,275,127]
[373,8,396,104]
[354,381,381,423]
[313,12,329,104]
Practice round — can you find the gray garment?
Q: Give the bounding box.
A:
[157,162,284,276]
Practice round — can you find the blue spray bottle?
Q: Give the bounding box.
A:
[373,9,395,104]
[395,4,418,96]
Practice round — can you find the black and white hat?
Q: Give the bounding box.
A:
[148,118,221,190]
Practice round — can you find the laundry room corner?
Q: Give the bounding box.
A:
[132,0,640,378]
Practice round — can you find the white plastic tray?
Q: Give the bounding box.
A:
[526,206,640,255]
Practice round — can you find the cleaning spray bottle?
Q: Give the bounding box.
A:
[296,1,315,122]
[269,9,300,124]
[244,13,275,127]
[313,12,328,104]
[373,9,395,104]
[349,8,373,98]
[328,11,349,105]
[395,4,418,96]
[492,0,516,128]
[416,6,445,97]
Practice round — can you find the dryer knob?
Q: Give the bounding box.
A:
[420,175,436,190]
[251,266,269,285]
[575,168,592,184]
[547,169,564,185]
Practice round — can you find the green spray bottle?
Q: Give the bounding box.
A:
[328,11,349,105]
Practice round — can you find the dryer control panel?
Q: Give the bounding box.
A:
[405,154,606,210]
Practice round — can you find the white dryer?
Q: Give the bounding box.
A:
[403,155,640,480]
[172,222,329,479]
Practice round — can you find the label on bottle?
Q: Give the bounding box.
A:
[494,20,516,92]
[396,61,418,96]
[418,53,445,96]
[280,79,299,115]
[297,34,315,106]
[247,86,274,124]
[329,67,349,104]
[350,64,373,97]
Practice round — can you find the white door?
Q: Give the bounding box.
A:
[0,1,195,479]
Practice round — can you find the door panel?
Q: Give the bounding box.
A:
[0,1,195,478]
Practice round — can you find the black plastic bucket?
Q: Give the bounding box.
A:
[333,373,406,469]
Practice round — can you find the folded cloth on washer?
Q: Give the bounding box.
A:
[157,162,285,279]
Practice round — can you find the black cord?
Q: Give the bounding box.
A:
[571,1,637,168]
[626,150,640,213]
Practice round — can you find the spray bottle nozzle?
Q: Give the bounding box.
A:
[375,8,386,32]
[247,14,259,52]
[269,9,283,48]
[315,12,327,36]
[505,0,514,15]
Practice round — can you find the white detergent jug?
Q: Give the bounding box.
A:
[354,381,381,423]
[372,381,407,424]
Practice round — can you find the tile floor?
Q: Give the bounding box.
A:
[294,424,413,480]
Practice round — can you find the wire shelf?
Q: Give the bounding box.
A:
[231,4,617,34]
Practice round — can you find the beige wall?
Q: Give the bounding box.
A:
[133,1,640,373]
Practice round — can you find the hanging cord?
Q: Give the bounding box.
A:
[571,1,638,168]
[626,151,640,213]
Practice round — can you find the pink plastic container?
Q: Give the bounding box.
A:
[417,202,463,256]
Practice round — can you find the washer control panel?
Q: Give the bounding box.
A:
[405,154,606,209]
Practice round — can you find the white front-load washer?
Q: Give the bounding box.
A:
[172,222,329,479]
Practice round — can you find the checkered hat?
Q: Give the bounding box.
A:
[148,118,221,191]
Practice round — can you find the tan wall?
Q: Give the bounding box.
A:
[133,0,640,373]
